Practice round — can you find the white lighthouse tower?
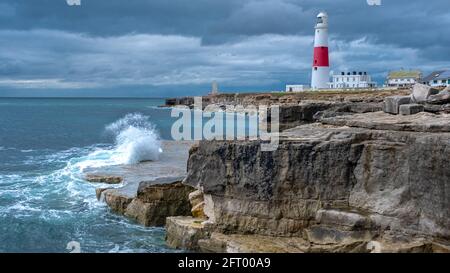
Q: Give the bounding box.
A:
[311,12,330,90]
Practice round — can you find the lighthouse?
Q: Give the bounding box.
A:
[311,12,330,90]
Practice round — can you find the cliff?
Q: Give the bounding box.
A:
[164,89,411,109]
[167,112,450,253]
[164,90,409,131]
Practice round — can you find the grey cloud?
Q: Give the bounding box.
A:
[0,30,312,89]
[0,0,449,95]
[1,29,445,91]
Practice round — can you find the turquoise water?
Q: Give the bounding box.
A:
[0,98,181,253]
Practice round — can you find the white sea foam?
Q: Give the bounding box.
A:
[105,113,162,165]
[57,113,162,173]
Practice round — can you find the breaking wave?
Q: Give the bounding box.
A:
[105,113,162,165]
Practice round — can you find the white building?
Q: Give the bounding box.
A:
[285,85,308,92]
[422,70,450,87]
[386,70,422,87]
[329,71,377,89]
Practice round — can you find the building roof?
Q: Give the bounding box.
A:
[423,70,450,82]
[387,70,422,79]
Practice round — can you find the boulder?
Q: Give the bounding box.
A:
[124,181,195,226]
[383,96,411,114]
[104,190,134,215]
[399,104,424,115]
[188,189,204,208]
[102,178,195,226]
[95,187,111,200]
[427,90,450,105]
[423,104,444,113]
[272,101,338,131]
[411,83,439,103]
[165,216,211,250]
[191,202,206,218]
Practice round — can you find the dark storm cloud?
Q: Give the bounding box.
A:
[2,0,448,48]
[0,0,449,94]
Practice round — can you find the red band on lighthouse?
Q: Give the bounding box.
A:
[313,47,329,67]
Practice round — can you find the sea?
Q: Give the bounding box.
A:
[0,98,191,253]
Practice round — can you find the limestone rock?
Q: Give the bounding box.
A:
[93,141,195,226]
[399,104,424,115]
[191,201,206,218]
[270,101,339,131]
[411,83,439,103]
[313,102,382,120]
[427,90,450,104]
[188,189,204,208]
[373,239,450,253]
[165,89,411,109]
[137,180,193,203]
[123,180,195,226]
[383,96,411,114]
[315,209,372,230]
[85,174,123,184]
[95,187,111,201]
[423,104,444,113]
[104,190,133,215]
[165,216,211,250]
[321,111,450,132]
[102,177,195,226]
[198,232,308,253]
[304,226,373,246]
[181,122,450,251]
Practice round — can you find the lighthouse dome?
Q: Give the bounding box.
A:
[317,11,328,18]
[316,11,328,27]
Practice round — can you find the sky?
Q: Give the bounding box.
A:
[0,0,449,97]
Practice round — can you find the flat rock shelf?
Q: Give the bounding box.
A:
[84,141,196,227]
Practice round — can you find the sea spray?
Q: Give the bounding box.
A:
[56,113,162,173]
[106,113,162,164]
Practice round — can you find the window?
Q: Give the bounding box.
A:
[448,79,450,84]
[434,80,438,84]
[314,67,318,71]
